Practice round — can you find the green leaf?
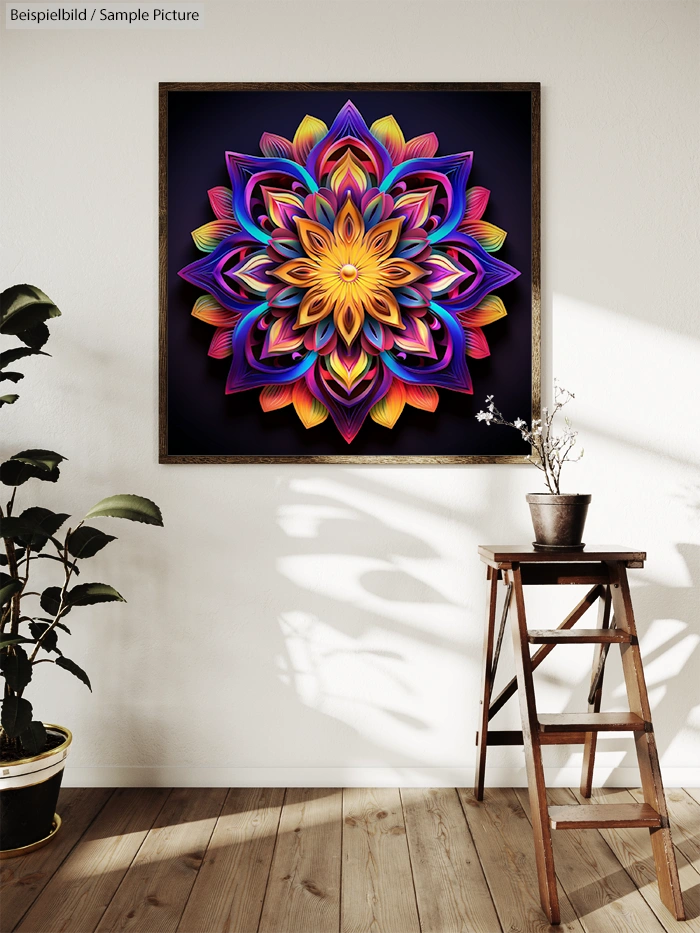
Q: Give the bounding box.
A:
[0,372,24,384]
[0,449,65,486]
[20,721,47,756]
[67,526,116,559]
[18,322,50,350]
[40,581,125,616]
[29,621,58,653]
[0,459,57,485]
[67,582,125,607]
[40,586,62,616]
[0,346,48,370]
[85,494,163,527]
[12,449,65,472]
[1,694,32,739]
[0,285,60,336]
[0,574,22,606]
[0,636,32,649]
[0,394,19,407]
[16,507,70,552]
[0,517,34,542]
[55,656,91,691]
[0,645,32,692]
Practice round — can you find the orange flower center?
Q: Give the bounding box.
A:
[272,196,426,347]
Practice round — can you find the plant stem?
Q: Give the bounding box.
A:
[28,532,76,663]
[0,504,21,637]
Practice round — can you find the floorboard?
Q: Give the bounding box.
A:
[176,787,285,933]
[258,787,342,933]
[14,788,170,933]
[458,787,584,932]
[94,786,227,933]
[401,786,501,933]
[2,787,698,933]
[0,788,113,932]
[341,787,419,933]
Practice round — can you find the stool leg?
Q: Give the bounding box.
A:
[474,565,499,800]
[580,585,612,796]
[509,565,560,925]
[610,562,685,921]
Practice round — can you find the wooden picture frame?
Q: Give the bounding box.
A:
[159,82,540,463]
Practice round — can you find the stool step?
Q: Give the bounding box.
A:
[549,803,661,830]
[527,628,632,645]
[538,712,648,733]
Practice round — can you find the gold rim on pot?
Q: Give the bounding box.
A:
[0,813,62,859]
[0,724,72,769]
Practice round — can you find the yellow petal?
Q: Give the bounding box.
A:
[364,288,403,329]
[371,380,407,429]
[265,316,305,355]
[370,115,405,164]
[191,220,238,253]
[272,258,319,287]
[292,380,328,428]
[393,188,435,229]
[295,217,334,261]
[192,295,238,327]
[457,295,507,327]
[328,347,370,391]
[297,288,335,328]
[423,252,466,293]
[362,217,403,263]
[333,194,365,248]
[377,258,425,287]
[292,115,328,163]
[233,253,272,294]
[461,220,506,252]
[333,300,364,347]
[394,316,435,356]
[262,188,305,228]
[329,151,371,199]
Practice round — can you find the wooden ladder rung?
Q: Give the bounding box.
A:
[538,712,649,733]
[478,729,524,746]
[549,802,661,830]
[527,628,632,644]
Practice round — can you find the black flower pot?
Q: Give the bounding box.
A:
[526,493,591,549]
[0,725,71,857]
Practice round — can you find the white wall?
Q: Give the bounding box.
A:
[1,0,699,787]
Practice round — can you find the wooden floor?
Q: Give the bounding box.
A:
[2,787,700,933]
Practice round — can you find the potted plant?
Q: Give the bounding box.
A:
[476,382,589,549]
[0,285,163,857]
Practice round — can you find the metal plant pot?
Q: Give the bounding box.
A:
[0,724,71,857]
[526,493,591,549]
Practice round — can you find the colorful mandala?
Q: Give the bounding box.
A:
[179,101,520,443]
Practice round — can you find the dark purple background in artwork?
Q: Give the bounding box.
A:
[166,89,533,456]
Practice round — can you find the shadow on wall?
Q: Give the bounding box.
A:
[273,468,487,778]
[267,474,699,783]
[254,295,700,784]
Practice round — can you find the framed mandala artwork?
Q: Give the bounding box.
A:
[159,82,540,463]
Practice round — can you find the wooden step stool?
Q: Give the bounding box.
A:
[474,545,685,924]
